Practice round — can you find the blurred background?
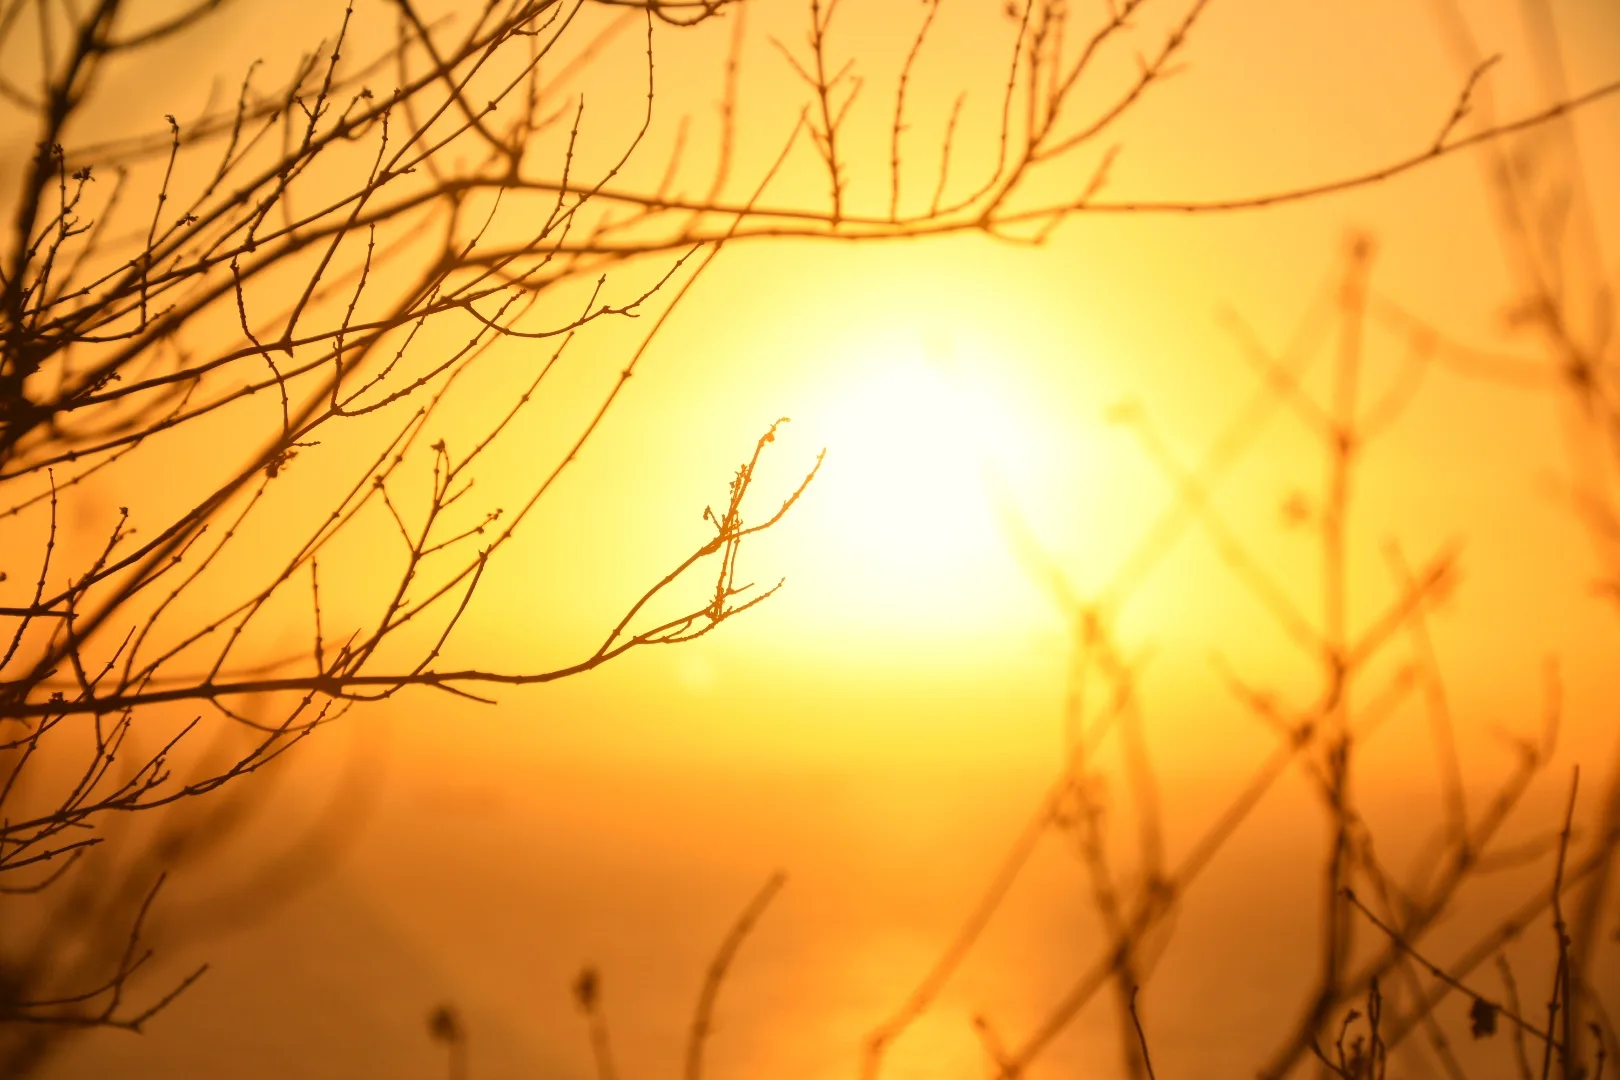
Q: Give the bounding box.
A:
[4,0,1617,1076]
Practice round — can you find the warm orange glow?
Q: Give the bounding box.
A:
[6,0,1620,1077]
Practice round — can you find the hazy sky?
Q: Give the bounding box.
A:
[9,0,1619,1077]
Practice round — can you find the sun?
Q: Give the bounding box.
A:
[821,346,1004,562]
[786,326,1055,637]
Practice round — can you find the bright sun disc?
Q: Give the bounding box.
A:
[797,329,1049,631]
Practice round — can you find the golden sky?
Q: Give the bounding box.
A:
[6,0,1619,1077]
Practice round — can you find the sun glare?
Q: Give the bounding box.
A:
[794,329,1053,635]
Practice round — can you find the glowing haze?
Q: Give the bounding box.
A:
[5,0,1617,1077]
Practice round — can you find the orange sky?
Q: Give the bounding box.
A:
[7,0,1620,1077]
